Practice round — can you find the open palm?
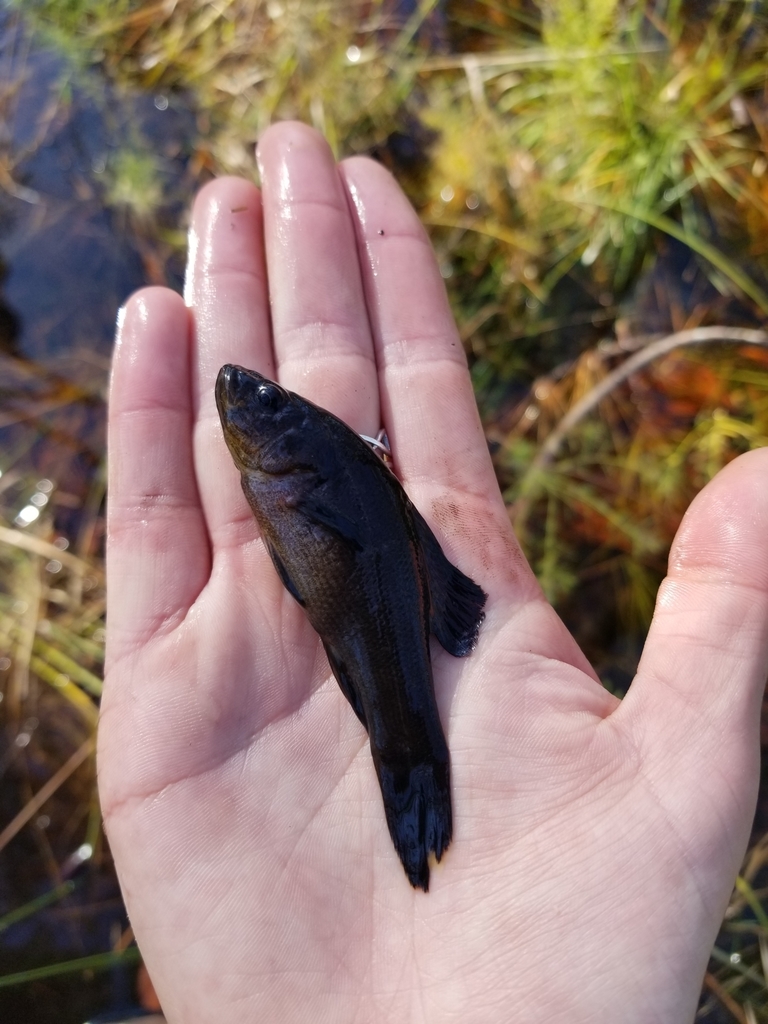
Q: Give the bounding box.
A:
[99,122,768,1023]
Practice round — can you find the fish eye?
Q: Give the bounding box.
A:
[256,384,282,410]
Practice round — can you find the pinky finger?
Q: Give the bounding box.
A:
[107,288,210,667]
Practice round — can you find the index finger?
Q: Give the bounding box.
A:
[339,157,530,601]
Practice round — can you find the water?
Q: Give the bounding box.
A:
[0,8,197,1021]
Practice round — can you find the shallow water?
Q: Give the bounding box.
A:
[0,8,196,1021]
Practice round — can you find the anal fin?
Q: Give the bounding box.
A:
[323,642,368,731]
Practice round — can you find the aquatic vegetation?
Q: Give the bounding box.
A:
[504,328,768,618]
[104,148,165,222]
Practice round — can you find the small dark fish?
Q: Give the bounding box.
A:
[215,364,486,890]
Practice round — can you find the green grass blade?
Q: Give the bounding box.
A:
[0,881,76,934]
[581,198,768,313]
[0,947,141,989]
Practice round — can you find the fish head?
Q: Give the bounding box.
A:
[215,364,315,474]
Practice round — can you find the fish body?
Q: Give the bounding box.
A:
[215,364,486,890]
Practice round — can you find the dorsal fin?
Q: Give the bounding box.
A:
[410,505,486,657]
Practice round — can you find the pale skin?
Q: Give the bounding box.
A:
[99,121,768,1023]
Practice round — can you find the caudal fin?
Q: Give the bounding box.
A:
[376,758,452,891]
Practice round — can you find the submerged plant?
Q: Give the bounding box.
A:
[104,148,164,221]
[501,327,768,657]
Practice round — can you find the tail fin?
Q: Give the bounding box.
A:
[376,758,452,891]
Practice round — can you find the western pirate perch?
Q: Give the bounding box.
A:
[216,363,487,890]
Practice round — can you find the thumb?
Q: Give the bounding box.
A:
[619,447,768,873]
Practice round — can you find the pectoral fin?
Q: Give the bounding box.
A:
[411,506,487,657]
[297,495,364,550]
[323,642,368,731]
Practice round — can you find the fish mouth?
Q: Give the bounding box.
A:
[216,364,266,410]
[215,364,262,452]
[216,364,297,471]
[215,364,237,415]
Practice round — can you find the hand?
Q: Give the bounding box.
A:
[99,121,768,1023]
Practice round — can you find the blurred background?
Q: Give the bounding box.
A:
[0,1,767,1021]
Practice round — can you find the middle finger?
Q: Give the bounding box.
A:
[257,121,379,435]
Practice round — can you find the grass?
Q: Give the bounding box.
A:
[504,328,768,611]
[2,0,768,1019]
